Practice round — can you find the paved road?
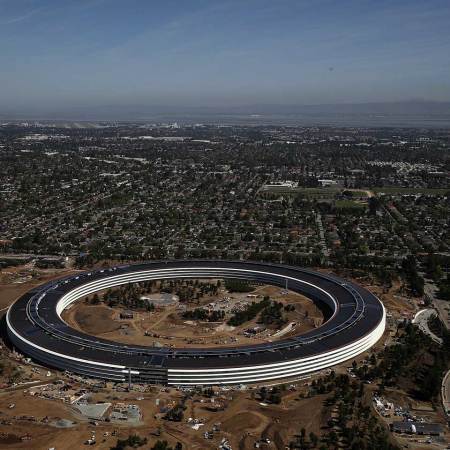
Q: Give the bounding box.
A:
[315,212,330,258]
[412,309,443,345]
[442,369,450,418]
[413,307,450,422]
[422,277,450,329]
[434,298,450,331]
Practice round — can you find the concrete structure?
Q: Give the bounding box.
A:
[7,260,385,386]
[391,421,442,436]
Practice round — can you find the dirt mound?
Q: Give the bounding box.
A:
[0,433,22,444]
[74,305,119,334]
[222,411,262,434]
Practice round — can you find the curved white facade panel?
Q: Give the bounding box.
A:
[167,315,385,384]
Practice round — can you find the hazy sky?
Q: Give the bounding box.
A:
[1,0,450,113]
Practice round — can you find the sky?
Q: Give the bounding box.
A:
[1,0,450,115]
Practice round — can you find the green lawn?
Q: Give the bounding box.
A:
[262,185,448,198]
[371,187,448,195]
[335,199,367,210]
[262,186,340,198]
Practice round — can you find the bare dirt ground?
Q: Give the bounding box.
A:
[71,305,121,335]
[61,283,324,348]
[2,265,448,449]
[372,386,449,450]
[0,378,331,450]
[0,265,80,313]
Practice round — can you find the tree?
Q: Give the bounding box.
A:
[259,386,268,402]
[401,255,424,296]
[368,197,380,216]
[110,434,147,450]
[309,431,318,447]
[163,404,185,422]
[149,441,182,450]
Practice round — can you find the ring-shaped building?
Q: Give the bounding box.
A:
[6,260,385,386]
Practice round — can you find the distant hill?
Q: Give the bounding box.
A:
[2,100,450,126]
[234,100,450,116]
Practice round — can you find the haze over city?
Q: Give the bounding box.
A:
[1,0,450,119]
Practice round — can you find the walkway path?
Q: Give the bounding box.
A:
[442,369,450,418]
[412,309,443,345]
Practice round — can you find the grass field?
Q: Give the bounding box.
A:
[261,186,374,202]
[261,186,341,198]
[348,190,370,197]
[262,185,448,197]
[371,187,448,195]
[335,199,367,210]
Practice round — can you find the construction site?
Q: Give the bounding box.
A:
[1,262,449,449]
